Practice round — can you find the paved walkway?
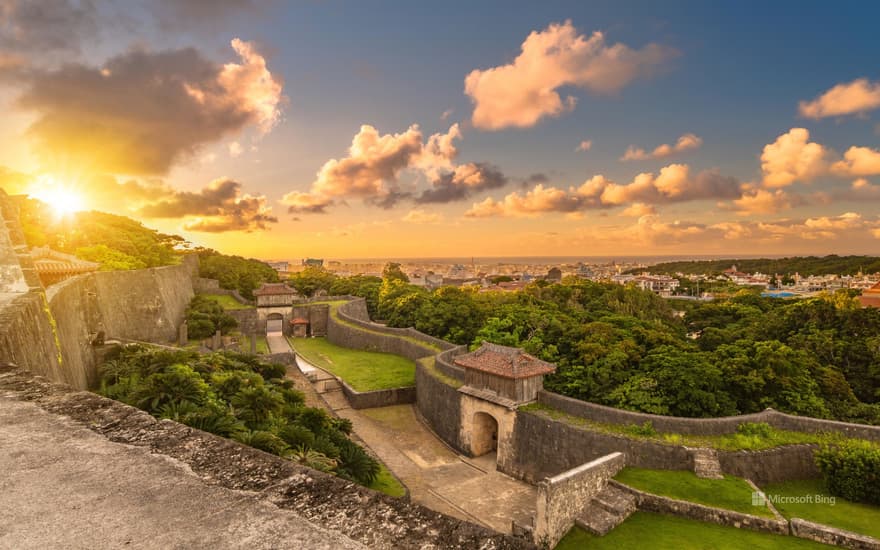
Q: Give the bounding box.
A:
[291,356,537,534]
[266,331,291,354]
[0,395,362,550]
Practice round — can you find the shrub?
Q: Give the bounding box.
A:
[737,422,774,438]
[625,421,657,437]
[815,441,880,504]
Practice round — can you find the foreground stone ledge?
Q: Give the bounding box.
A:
[0,365,534,550]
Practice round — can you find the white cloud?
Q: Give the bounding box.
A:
[402,209,443,224]
[760,128,830,187]
[621,133,703,161]
[576,140,593,152]
[799,78,880,119]
[464,20,675,130]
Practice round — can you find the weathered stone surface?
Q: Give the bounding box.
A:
[690,447,724,479]
[717,445,819,484]
[790,518,880,550]
[534,452,625,547]
[0,366,534,549]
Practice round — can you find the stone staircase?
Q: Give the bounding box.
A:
[574,483,637,536]
[690,447,724,479]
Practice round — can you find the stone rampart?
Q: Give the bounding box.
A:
[537,390,880,442]
[717,445,820,484]
[193,277,254,305]
[226,308,262,335]
[507,408,691,483]
[415,358,465,453]
[534,452,625,548]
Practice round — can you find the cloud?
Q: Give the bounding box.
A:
[440,108,453,121]
[576,140,593,152]
[760,128,880,187]
[228,141,243,158]
[464,163,741,218]
[831,146,880,177]
[137,177,277,232]
[760,128,830,187]
[799,78,880,119]
[621,133,703,161]
[402,209,443,224]
[0,0,98,56]
[13,38,283,175]
[283,122,513,212]
[464,20,675,130]
[620,203,656,217]
[730,188,797,215]
[415,163,508,204]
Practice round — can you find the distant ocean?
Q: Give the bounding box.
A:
[328,254,791,266]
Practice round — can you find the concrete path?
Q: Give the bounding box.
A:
[266,331,291,354]
[0,395,363,550]
[290,354,537,535]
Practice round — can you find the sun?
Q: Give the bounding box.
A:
[27,176,87,218]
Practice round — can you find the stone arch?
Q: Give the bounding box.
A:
[471,412,499,457]
[266,312,283,334]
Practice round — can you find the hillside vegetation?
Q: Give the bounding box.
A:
[631,255,880,277]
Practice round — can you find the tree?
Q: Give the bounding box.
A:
[382,262,409,283]
[288,266,337,297]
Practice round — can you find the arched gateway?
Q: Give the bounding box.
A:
[455,342,556,469]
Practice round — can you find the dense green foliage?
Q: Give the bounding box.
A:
[816,441,880,504]
[97,346,380,486]
[286,267,382,315]
[761,478,880,539]
[197,250,279,300]
[632,255,880,277]
[186,295,239,340]
[18,198,182,269]
[363,273,880,423]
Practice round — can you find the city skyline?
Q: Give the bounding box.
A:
[2,1,880,259]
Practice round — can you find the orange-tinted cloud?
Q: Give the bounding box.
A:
[283,123,511,212]
[760,128,830,187]
[464,20,675,130]
[464,164,740,217]
[138,177,277,232]
[13,38,283,175]
[799,78,880,119]
[621,133,703,161]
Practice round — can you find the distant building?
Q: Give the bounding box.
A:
[545,267,562,283]
[302,258,324,268]
[267,261,289,272]
[859,281,880,308]
[253,283,299,333]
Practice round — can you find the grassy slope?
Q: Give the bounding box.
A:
[238,333,269,354]
[615,468,775,518]
[290,337,415,391]
[556,512,832,550]
[761,479,880,539]
[200,293,253,310]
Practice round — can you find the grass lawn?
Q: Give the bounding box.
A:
[238,333,269,354]
[369,463,407,498]
[555,512,832,550]
[290,337,415,391]
[614,468,775,518]
[761,478,880,539]
[200,293,253,310]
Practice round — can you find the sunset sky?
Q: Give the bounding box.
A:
[2,1,880,259]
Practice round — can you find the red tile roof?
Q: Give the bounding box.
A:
[30,247,99,274]
[253,283,297,296]
[290,317,309,324]
[454,342,556,379]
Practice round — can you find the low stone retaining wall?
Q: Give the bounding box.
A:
[415,359,464,453]
[340,380,416,409]
[434,346,466,382]
[534,452,625,548]
[611,480,789,535]
[790,518,880,550]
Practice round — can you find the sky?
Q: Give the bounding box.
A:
[1,0,880,260]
